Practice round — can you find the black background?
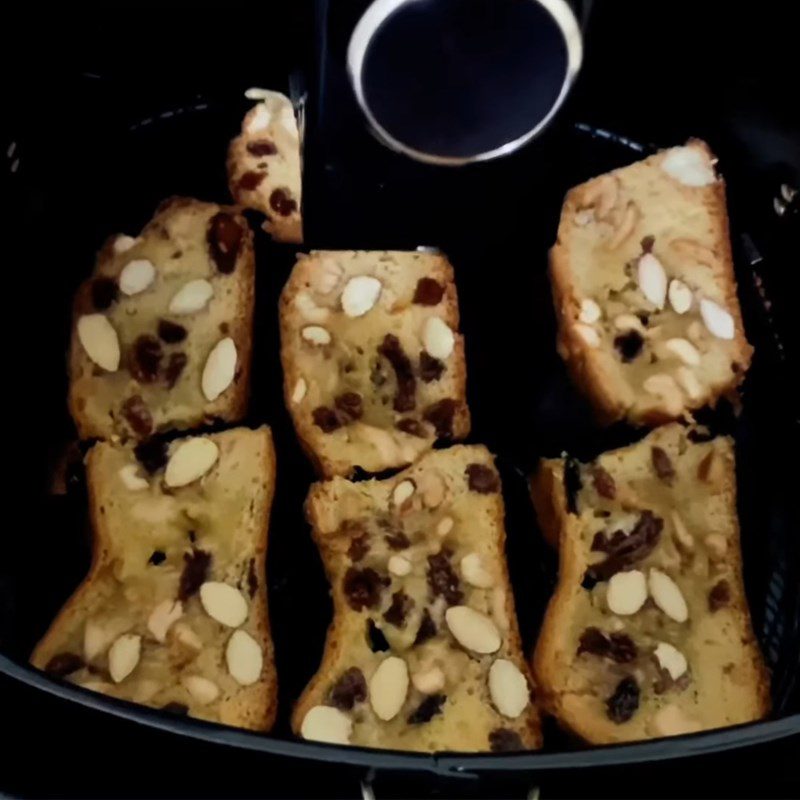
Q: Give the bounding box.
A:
[3,1,798,797]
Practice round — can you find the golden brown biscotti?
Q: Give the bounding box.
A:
[550,140,752,425]
[31,427,278,732]
[69,197,255,441]
[279,250,470,477]
[227,89,302,243]
[530,424,770,744]
[292,445,542,753]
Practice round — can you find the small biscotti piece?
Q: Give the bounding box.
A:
[69,197,255,441]
[550,140,752,425]
[280,250,470,477]
[31,427,277,732]
[530,424,769,744]
[227,89,302,243]
[293,445,541,752]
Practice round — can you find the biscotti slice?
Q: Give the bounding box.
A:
[530,423,769,744]
[292,445,541,752]
[227,89,302,243]
[550,140,752,425]
[280,250,470,477]
[31,427,277,732]
[69,197,255,441]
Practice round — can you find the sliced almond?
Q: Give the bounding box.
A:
[643,374,684,417]
[664,338,701,366]
[295,291,331,323]
[169,278,214,315]
[173,623,203,651]
[667,279,693,314]
[301,325,331,346]
[654,642,688,680]
[419,472,446,509]
[225,630,263,686]
[113,235,139,254]
[301,705,352,744]
[412,666,445,695]
[147,599,183,642]
[291,377,307,404]
[445,606,501,654]
[200,582,249,628]
[675,366,704,400]
[637,253,668,309]
[649,569,689,622]
[341,275,382,317]
[606,570,647,615]
[579,298,602,324]
[704,534,728,561]
[182,675,220,705]
[614,314,646,333]
[669,238,717,267]
[649,704,702,737]
[388,555,412,577]
[392,479,416,508]
[202,337,237,402]
[423,317,455,360]
[574,323,600,348]
[118,464,148,492]
[369,656,409,721]
[436,516,454,537]
[661,146,716,187]
[118,259,156,296]
[460,553,494,589]
[607,202,640,250]
[164,437,219,488]
[77,314,120,372]
[488,659,529,719]
[311,258,344,295]
[580,176,618,220]
[108,633,141,683]
[246,104,272,133]
[700,299,735,340]
[671,512,694,553]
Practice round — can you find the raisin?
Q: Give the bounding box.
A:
[91,277,118,310]
[334,392,363,422]
[148,550,166,566]
[383,591,414,628]
[607,632,637,663]
[347,534,370,562]
[641,235,656,253]
[489,728,524,752]
[606,676,640,723]
[247,139,277,156]
[121,395,153,437]
[134,438,168,474]
[178,548,212,601]
[564,457,583,514]
[207,212,243,274]
[591,529,627,553]
[709,580,731,611]
[157,319,187,344]
[45,653,84,677]
[312,406,341,433]
[378,334,416,412]
[343,567,388,611]
[413,609,437,645]
[419,351,445,382]
[581,571,599,591]
[408,694,446,724]
[614,330,644,362]
[130,335,162,383]
[588,511,663,581]
[592,467,616,499]
[577,627,609,657]
[413,278,445,306]
[577,627,637,663]
[396,418,427,437]
[466,463,500,493]
[162,702,189,716]
[329,667,367,710]
[385,531,411,550]
[238,171,266,191]
[366,619,390,652]
[164,352,188,388]
[423,398,456,438]
[269,188,298,216]
[247,558,258,597]
[427,550,463,605]
[651,447,675,484]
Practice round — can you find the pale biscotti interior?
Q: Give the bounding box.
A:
[30,427,277,732]
[292,445,541,753]
[227,89,303,243]
[69,197,255,441]
[280,250,470,477]
[550,141,752,425]
[530,423,769,744]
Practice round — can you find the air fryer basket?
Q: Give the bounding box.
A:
[2,3,798,780]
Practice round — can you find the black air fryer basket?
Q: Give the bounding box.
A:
[2,0,798,786]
